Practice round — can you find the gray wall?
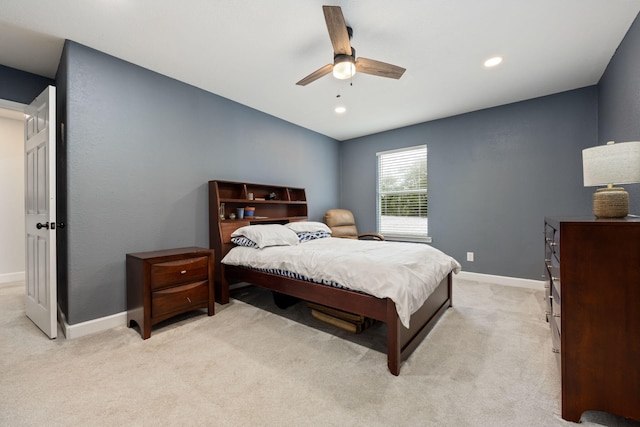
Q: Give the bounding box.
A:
[5,10,640,322]
[59,41,339,324]
[339,88,597,280]
[0,64,54,104]
[598,12,640,214]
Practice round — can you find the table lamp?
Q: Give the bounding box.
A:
[582,140,640,218]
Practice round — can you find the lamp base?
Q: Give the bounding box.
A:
[593,187,628,218]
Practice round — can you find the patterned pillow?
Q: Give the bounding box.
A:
[231,236,259,248]
[297,230,331,243]
[285,221,332,234]
[231,224,299,248]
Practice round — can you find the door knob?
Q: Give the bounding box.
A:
[36,222,49,230]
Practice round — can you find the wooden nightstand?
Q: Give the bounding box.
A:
[126,247,214,339]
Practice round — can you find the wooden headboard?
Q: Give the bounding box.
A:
[208,180,308,303]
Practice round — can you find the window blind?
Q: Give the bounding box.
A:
[376,145,428,241]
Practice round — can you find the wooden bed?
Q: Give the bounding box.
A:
[209,180,453,375]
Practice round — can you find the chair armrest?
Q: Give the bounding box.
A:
[358,233,385,241]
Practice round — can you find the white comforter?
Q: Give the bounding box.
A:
[221,238,461,328]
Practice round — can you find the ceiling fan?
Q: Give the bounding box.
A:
[296,5,406,86]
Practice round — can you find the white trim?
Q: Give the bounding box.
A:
[0,99,27,112]
[58,307,127,339]
[0,271,25,284]
[455,271,545,290]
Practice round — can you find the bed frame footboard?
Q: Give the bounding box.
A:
[224,265,453,375]
[386,273,452,375]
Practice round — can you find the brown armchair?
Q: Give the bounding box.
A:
[323,209,384,241]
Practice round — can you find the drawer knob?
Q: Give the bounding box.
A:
[553,313,561,318]
[180,270,187,274]
[186,297,191,303]
[552,348,560,354]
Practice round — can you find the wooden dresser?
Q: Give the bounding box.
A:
[544,217,640,422]
[126,247,214,339]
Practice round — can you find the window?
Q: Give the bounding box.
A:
[376,145,429,242]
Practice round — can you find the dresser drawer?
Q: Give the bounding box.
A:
[549,265,560,295]
[545,224,560,262]
[545,253,560,278]
[546,239,559,262]
[551,283,561,330]
[544,222,556,239]
[544,281,552,318]
[550,314,561,370]
[150,256,209,289]
[547,255,560,297]
[152,280,210,318]
[551,275,561,308]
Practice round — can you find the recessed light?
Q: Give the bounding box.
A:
[484,56,503,68]
[334,106,346,114]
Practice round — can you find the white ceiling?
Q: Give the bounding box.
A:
[1,1,639,141]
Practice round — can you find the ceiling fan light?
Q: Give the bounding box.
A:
[333,55,356,79]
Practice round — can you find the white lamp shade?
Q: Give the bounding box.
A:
[582,141,640,187]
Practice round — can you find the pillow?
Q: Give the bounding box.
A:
[231,224,299,249]
[285,221,332,234]
[297,230,331,243]
[230,236,259,248]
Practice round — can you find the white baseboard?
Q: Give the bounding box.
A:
[48,271,542,339]
[58,307,127,339]
[455,271,545,290]
[0,271,25,284]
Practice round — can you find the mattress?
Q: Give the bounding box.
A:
[222,237,460,328]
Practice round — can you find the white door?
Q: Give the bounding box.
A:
[24,85,57,339]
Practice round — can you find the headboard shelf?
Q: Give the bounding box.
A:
[219,216,308,222]
[219,198,307,205]
[208,180,308,303]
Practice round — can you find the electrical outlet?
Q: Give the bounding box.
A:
[467,252,474,262]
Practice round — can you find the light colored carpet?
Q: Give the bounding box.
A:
[0,278,637,427]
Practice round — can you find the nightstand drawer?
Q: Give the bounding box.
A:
[152,280,209,317]
[151,256,209,289]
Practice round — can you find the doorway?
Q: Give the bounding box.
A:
[0,101,26,284]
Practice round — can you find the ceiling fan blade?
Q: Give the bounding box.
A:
[356,58,406,79]
[296,64,333,86]
[323,6,352,56]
